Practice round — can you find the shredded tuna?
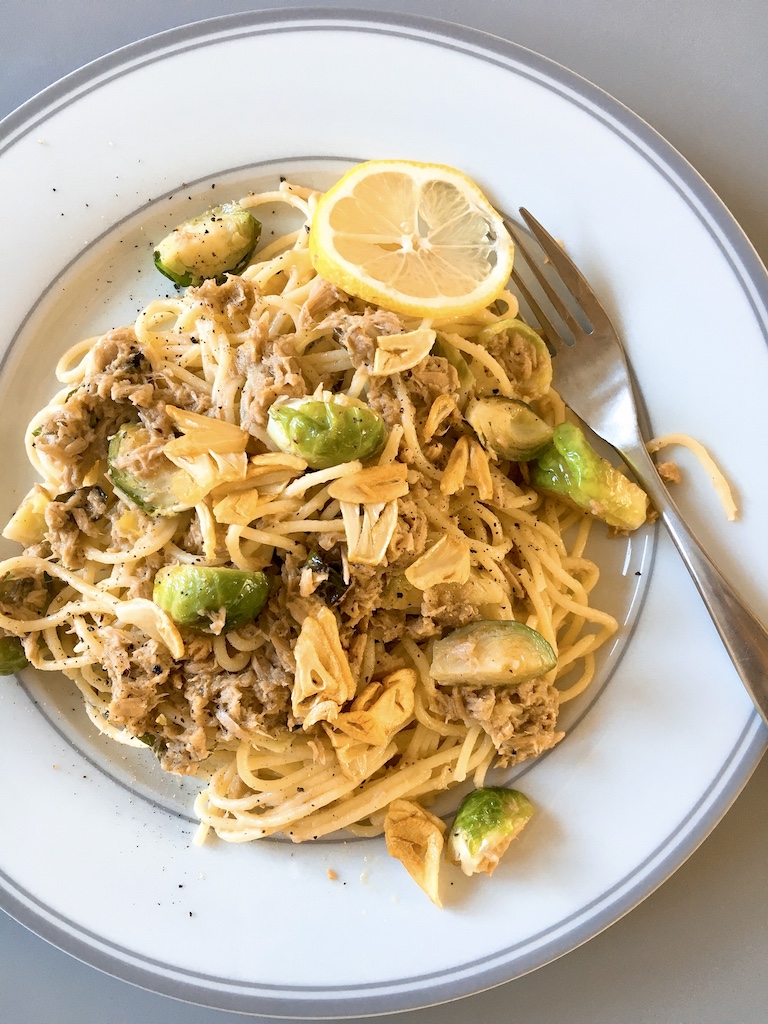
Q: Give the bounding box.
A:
[366,377,402,428]
[100,626,174,726]
[98,624,294,774]
[339,564,385,632]
[33,329,208,488]
[190,276,262,334]
[122,549,167,601]
[368,356,461,469]
[429,679,563,765]
[111,429,168,481]
[0,571,49,621]
[387,499,429,565]
[297,278,348,331]
[482,323,548,393]
[43,487,109,569]
[238,334,307,431]
[321,308,404,370]
[405,357,460,417]
[420,583,481,628]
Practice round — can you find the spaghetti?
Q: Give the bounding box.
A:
[0,177,622,847]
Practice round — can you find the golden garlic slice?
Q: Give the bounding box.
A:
[371,328,436,376]
[384,798,446,907]
[291,606,356,729]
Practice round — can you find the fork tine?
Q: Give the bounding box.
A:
[509,268,565,353]
[518,208,615,336]
[505,221,586,340]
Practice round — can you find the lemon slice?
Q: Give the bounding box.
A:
[309,160,514,318]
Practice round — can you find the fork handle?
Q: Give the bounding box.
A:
[623,442,768,727]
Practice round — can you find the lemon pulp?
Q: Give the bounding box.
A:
[309,160,514,318]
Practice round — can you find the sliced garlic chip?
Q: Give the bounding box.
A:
[248,452,308,473]
[116,598,184,659]
[384,798,446,907]
[404,535,471,590]
[210,453,308,498]
[371,328,436,376]
[467,439,494,500]
[212,489,269,526]
[164,406,249,458]
[423,394,457,442]
[439,437,493,500]
[328,462,409,505]
[291,606,357,729]
[340,499,399,565]
[165,450,248,505]
[332,668,417,747]
[440,435,470,496]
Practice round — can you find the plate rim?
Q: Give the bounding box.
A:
[0,717,762,1018]
[1,7,766,1018]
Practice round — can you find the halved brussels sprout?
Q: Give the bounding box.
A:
[478,318,552,401]
[108,424,193,517]
[153,565,269,632]
[447,787,534,876]
[531,421,648,531]
[153,202,261,287]
[267,396,387,470]
[0,636,29,675]
[433,337,474,408]
[137,732,167,758]
[465,396,553,461]
[429,620,556,687]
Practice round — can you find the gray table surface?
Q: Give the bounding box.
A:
[2,2,767,1022]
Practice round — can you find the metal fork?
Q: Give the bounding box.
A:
[505,208,768,727]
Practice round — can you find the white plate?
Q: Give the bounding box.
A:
[0,10,766,1018]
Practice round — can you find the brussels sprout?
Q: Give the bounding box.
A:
[153,202,261,287]
[531,421,648,531]
[267,397,387,470]
[303,548,348,606]
[478,318,552,401]
[429,620,556,687]
[153,566,269,632]
[465,396,553,461]
[137,732,168,758]
[432,337,474,408]
[0,572,51,616]
[447,787,534,876]
[0,636,29,675]
[108,424,193,517]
